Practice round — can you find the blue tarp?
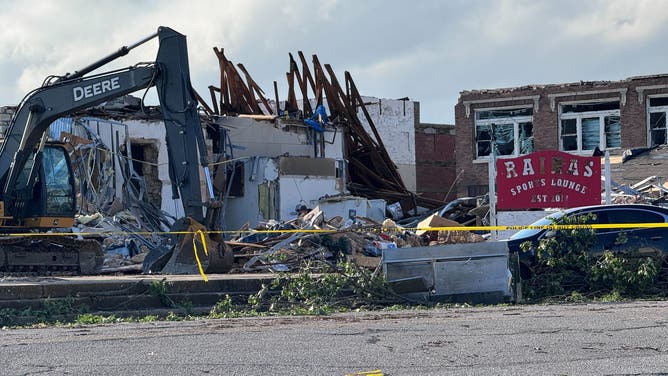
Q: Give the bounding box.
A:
[304,104,328,132]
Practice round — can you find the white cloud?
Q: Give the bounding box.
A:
[563,0,668,44]
[1,0,668,122]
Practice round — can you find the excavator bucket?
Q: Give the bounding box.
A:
[156,217,234,275]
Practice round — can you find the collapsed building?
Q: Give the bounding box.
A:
[0,50,452,235]
[0,44,476,280]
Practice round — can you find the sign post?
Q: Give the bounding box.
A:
[488,146,497,240]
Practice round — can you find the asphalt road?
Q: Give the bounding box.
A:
[1,300,667,376]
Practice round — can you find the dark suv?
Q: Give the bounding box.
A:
[505,204,668,259]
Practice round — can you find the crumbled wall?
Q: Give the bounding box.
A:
[455,75,668,198]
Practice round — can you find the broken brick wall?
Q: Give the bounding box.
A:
[455,74,668,198]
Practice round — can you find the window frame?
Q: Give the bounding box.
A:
[473,105,534,161]
[558,100,621,153]
[646,94,668,147]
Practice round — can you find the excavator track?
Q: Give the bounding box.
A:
[0,235,104,275]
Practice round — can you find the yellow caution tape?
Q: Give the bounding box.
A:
[193,229,209,282]
[4,222,668,238]
[345,370,384,376]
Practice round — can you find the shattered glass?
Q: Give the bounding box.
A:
[476,107,533,120]
[519,122,534,154]
[649,97,668,107]
[474,108,533,158]
[650,112,667,146]
[42,146,75,216]
[476,125,492,157]
[493,123,515,156]
[604,115,621,148]
[562,101,619,113]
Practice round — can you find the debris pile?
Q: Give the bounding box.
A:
[228,204,487,273]
[608,145,668,205]
[36,42,668,278]
[73,209,172,273]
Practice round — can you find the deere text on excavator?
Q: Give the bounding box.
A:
[0,26,233,275]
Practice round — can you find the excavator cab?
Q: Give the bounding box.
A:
[4,143,76,228]
[0,142,103,274]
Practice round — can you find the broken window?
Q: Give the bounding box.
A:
[648,97,668,146]
[560,101,620,152]
[129,140,162,209]
[226,161,245,197]
[474,107,534,159]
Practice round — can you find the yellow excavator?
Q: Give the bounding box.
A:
[0,26,233,274]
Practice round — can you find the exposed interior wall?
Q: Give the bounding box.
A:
[121,119,211,218]
[224,156,343,231]
[217,116,344,160]
[129,139,161,209]
[224,157,274,231]
[357,97,417,192]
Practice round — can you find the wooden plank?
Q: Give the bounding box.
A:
[208,86,220,115]
[226,241,268,248]
[289,53,312,117]
[273,81,281,114]
[213,47,230,112]
[192,87,214,116]
[237,63,273,115]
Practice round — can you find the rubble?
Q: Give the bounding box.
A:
[45,43,667,279]
[227,202,487,273]
[607,144,668,205]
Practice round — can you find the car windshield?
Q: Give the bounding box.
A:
[509,211,565,239]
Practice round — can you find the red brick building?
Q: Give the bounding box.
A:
[415,122,456,202]
[455,74,668,198]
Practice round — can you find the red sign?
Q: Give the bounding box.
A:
[496,150,601,209]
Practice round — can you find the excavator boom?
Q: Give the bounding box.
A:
[0,27,232,275]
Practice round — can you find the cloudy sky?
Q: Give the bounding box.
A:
[1,0,668,124]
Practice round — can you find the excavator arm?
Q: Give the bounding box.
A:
[0,27,232,275]
[0,27,211,224]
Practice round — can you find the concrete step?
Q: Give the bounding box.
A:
[0,273,275,313]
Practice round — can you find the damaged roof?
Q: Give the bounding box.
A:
[459,73,668,96]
